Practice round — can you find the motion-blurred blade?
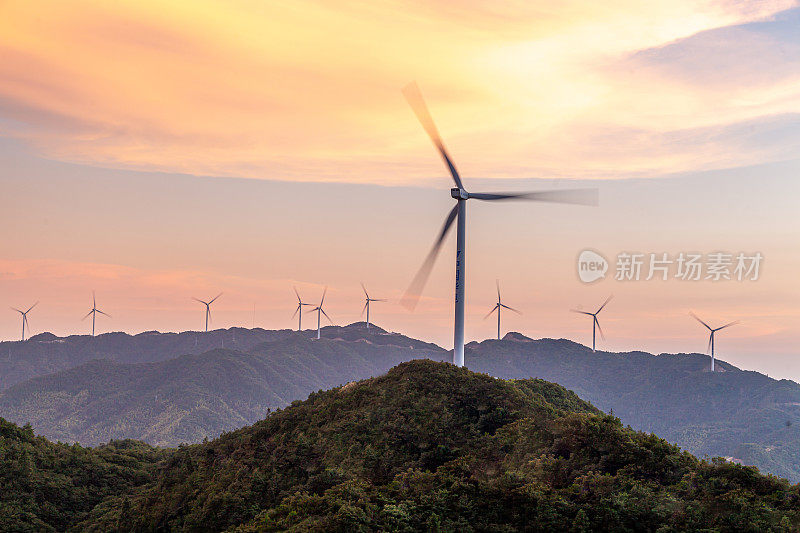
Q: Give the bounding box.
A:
[595,317,605,340]
[192,297,206,305]
[689,311,712,330]
[320,286,327,306]
[93,291,96,307]
[361,282,369,299]
[209,293,223,304]
[496,279,500,303]
[292,304,300,318]
[294,286,301,303]
[96,310,111,318]
[401,205,458,310]
[321,308,333,324]
[26,302,38,314]
[82,310,93,320]
[570,309,593,316]
[402,82,464,190]
[707,333,713,354]
[11,307,22,313]
[717,320,740,331]
[501,304,521,314]
[361,301,368,318]
[484,304,499,319]
[469,188,598,206]
[596,295,613,314]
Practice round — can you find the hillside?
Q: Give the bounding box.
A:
[0,324,447,446]
[3,326,800,483]
[0,327,297,390]
[463,334,800,482]
[0,418,165,532]
[73,360,799,532]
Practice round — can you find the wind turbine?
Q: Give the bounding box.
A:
[571,295,612,352]
[193,293,222,332]
[400,82,598,367]
[361,283,386,329]
[11,302,37,341]
[485,280,520,340]
[690,312,739,372]
[308,287,333,339]
[82,291,110,336]
[292,287,314,331]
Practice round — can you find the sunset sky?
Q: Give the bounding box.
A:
[1,1,799,378]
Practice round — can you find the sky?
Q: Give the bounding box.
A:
[1,1,799,378]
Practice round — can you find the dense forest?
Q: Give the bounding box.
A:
[4,360,797,531]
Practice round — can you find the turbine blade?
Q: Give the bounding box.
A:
[401,204,459,310]
[292,304,300,318]
[402,81,464,190]
[496,279,500,303]
[11,307,22,314]
[294,286,301,303]
[96,310,111,318]
[570,309,593,316]
[707,333,713,354]
[501,304,522,314]
[689,311,712,331]
[717,320,740,331]
[469,188,598,206]
[209,293,223,304]
[82,310,94,320]
[320,308,333,324]
[320,286,327,306]
[26,302,38,314]
[192,297,207,305]
[596,295,613,314]
[93,291,96,308]
[361,282,369,299]
[595,317,605,341]
[484,304,499,319]
[361,301,368,318]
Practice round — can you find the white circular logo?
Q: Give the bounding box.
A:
[577,250,608,283]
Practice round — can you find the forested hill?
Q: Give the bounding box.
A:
[0,325,448,446]
[463,334,800,482]
[72,360,799,532]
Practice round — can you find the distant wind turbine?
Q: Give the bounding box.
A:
[485,280,521,340]
[571,295,613,352]
[11,302,37,341]
[82,291,110,336]
[292,287,314,331]
[400,82,598,367]
[193,293,222,332]
[308,287,333,339]
[361,283,386,329]
[690,312,739,372]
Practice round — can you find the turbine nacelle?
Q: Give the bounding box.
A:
[451,188,468,200]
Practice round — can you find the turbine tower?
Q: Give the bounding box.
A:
[82,291,110,336]
[11,302,37,341]
[485,280,520,340]
[401,82,598,367]
[361,283,386,329]
[292,287,314,331]
[193,293,222,332]
[571,295,613,352]
[690,312,739,372]
[308,287,333,339]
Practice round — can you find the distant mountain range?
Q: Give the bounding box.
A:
[1,324,799,482]
[4,361,798,531]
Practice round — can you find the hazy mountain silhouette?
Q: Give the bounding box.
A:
[2,325,799,482]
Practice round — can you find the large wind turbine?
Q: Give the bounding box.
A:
[485,280,520,340]
[308,287,333,339]
[690,312,739,372]
[292,287,314,331]
[361,283,386,329]
[571,295,612,352]
[82,291,110,336]
[401,82,598,367]
[193,293,222,332]
[11,302,37,341]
